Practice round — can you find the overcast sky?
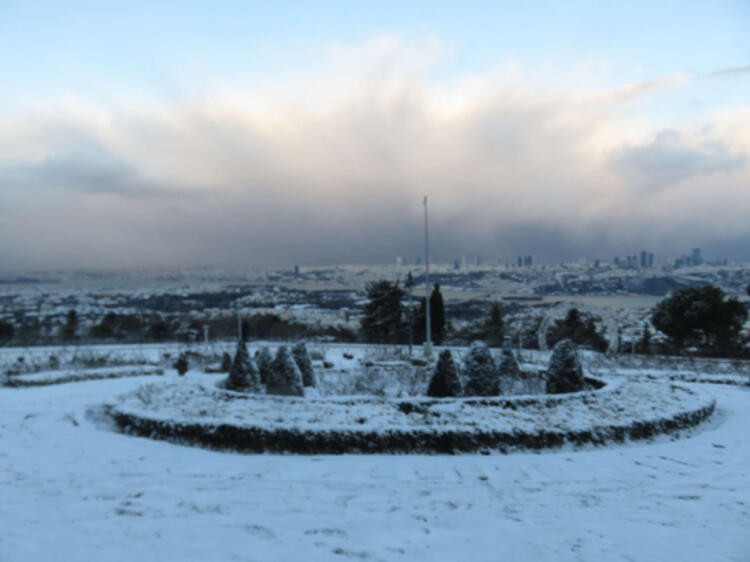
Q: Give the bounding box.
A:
[1,1,749,270]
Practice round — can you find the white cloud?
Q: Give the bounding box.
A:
[0,36,748,269]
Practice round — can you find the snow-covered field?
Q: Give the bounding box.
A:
[1,370,749,561]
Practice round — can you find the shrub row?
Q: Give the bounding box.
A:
[107,383,713,455]
[6,367,164,388]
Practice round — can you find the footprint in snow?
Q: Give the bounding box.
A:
[305,528,348,538]
[244,524,276,540]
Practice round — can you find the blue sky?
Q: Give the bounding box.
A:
[0,1,749,269]
[2,1,747,108]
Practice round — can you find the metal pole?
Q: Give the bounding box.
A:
[423,196,433,359]
[407,273,414,357]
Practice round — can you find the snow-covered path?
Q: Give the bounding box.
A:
[1,376,748,561]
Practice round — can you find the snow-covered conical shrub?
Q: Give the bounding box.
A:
[225,340,262,392]
[463,341,499,396]
[267,346,305,397]
[497,346,521,394]
[220,351,232,373]
[427,349,462,397]
[292,342,317,387]
[254,346,273,384]
[545,339,584,394]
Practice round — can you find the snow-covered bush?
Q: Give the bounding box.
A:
[463,341,499,396]
[173,353,188,376]
[427,350,462,397]
[546,339,584,394]
[497,347,522,395]
[220,352,232,373]
[254,347,273,385]
[292,342,317,387]
[267,346,305,397]
[225,340,262,392]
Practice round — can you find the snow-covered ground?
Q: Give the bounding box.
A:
[1,372,748,561]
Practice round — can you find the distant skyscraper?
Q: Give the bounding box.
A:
[692,248,702,266]
[648,253,654,267]
[640,250,648,268]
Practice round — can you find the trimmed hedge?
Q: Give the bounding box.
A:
[106,378,715,455]
[108,400,714,454]
[6,367,163,388]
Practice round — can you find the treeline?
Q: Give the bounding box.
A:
[0,311,357,347]
[359,279,750,358]
[359,278,607,350]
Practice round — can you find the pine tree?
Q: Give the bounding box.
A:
[430,284,446,344]
[463,341,499,396]
[292,342,317,387]
[225,339,262,392]
[652,285,747,352]
[267,346,305,397]
[485,302,504,347]
[360,280,405,344]
[546,339,584,394]
[254,346,273,384]
[426,349,462,397]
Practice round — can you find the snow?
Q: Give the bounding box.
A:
[2,372,749,561]
[107,377,711,440]
[6,365,163,386]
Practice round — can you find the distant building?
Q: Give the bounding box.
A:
[692,248,703,266]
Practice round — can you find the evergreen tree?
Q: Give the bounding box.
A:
[463,341,499,396]
[360,280,405,344]
[546,339,585,394]
[267,346,305,397]
[426,349,462,397]
[254,346,273,384]
[173,353,189,376]
[62,309,78,341]
[652,285,747,352]
[0,319,14,345]
[497,344,521,394]
[639,323,652,354]
[497,345,521,379]
[405,272,415,352]
[485,302,505,347]
[292,341,317,387]
[225,339,262,392]
[220,351,232,373]
[546,307,607,351]
[430,284,446,344]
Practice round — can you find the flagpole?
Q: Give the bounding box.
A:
[423,196,433,359]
